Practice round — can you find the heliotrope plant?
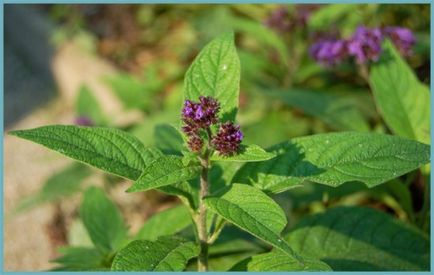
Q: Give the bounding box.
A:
[10,32,430,271]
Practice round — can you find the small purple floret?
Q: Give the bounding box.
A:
[347,26,383,64]
[309,39,348,66]
[383,26,416,56]
[212,122,243,156]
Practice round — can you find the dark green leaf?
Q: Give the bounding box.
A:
[52,247,107,271]
[127,155,202,192]
[204,184,304,264]
[10,125,162,180]
[111,236,199,271]
[154,124,184,155]
[184,32,240,121]
[233,132,430,193]
[75,85,106,125]
[286,206,429,271]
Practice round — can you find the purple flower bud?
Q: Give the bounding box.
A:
[181,96,220,136]
[74,116,94,126]
[309,39,348,66]
[347,26,383,64]
[187,135,204,152]
[212,122,243,156]
[383,26,416,56]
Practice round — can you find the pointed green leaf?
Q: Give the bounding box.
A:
[111,236,199,271]
[154,123,184,155]
[233,132,430,193]
[127,155,202,192]
[80,187,127,254]
[235,252,332,271]
[286,206,429,271]
[52,247,107,271]
[136,205,192,240]
[204,184,304,264]
[211,144,276,162]
[370,40,430,144]
[184,32,240,121]
[10,125,163,180]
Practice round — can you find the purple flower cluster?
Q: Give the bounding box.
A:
[74,116,94,126]
[212,122,244,157]
[264,5,321,33]
[181,96,243,156]
[310,26,416,66]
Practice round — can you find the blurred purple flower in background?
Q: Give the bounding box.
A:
[74,116,94,126]
[347,26,383,64]
[383,26,416,56]
[309,39,348,66]
[212,122,243,156]
[264,6,292,33]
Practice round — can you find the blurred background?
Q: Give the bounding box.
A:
[4,4,430,271]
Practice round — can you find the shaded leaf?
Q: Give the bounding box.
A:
[233,132,430,193]
[111,236,199,271]
[10,125,162,180]
[154,124,184,155]
[52,247,107,271]
[75,85,106,125]
[285,206,430,271]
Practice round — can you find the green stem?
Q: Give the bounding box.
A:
[197,153,210,271]
[208,219,226,245]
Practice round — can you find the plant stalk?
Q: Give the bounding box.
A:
[197,155,209,271]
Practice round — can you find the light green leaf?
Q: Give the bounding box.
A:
[14,163,91,214]
[235,252,332,271]
[267,89,370,132]
[233,132,430,193]
[210,144,276,162]
[111,236,199,271]
[370,40,430,144]
[75,85,106,125]
[10,125,162,180]
[184,32,240,121]
[204,184,304,264]
[285,206,429,271]
[80,187,127,254]
[136,205,192,240]
[127,155,201,193]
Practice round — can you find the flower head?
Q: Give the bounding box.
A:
[181,96,220,134]
[309,39,348,66]
[383,26,416,56]
[212,122,243,156]
[187,134,204,153]
[347,26,383,64]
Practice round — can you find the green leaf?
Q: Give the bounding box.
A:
[111,236,199,271]
[136,205,192,240]
[184,32,240,121]
[285,206,429,271]
[232,132,430,193]
[10,125,162,180]
[210,144,276,162]
[370,40,430,144]
[14,163,91,214]
[204,184,304,264]
[52,247,107,271]
[267,89,370,132]
[154,124,184,155]
[234,252,332,271]
[127,155,202,192]
[75,85,106,125]
[80,187,127,254]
